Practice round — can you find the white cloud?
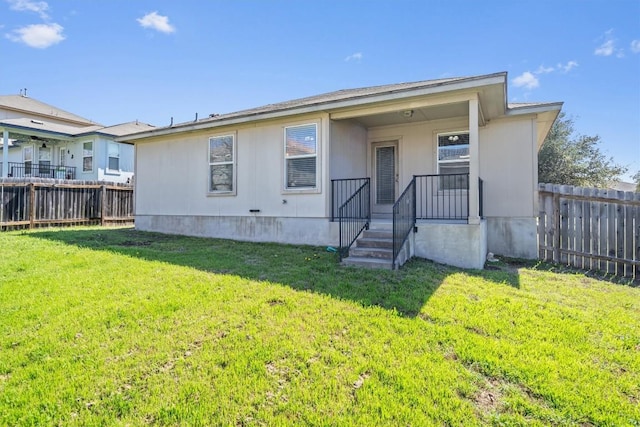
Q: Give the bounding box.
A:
[595,39,615,56]
[137,11,175,34]
[344,52,363,62]
[594,29,624,57]
[7,0,49,20]
[631,40,640,54]
[534,65,555,74]
[6,23,64,48]
[512,71,539,89]
[558,60,578,73]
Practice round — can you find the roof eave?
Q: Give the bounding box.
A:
[0,122,75,139]
[118,72,508,142]
[506,102,564,116]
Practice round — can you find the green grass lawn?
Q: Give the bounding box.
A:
[0,227,638,426]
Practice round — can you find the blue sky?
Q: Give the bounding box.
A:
[2,0,639,180]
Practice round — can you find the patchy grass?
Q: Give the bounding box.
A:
[0,227,638,426]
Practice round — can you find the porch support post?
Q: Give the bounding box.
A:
[468,98,480,225]
[2,128,8,178]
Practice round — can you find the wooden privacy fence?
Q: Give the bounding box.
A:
[0,178,134,230]
[538,183,640,280]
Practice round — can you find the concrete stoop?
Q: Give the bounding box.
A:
[342,228,394,270]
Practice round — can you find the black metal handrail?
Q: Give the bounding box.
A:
[414,173,469,220]
[392,177,416,268]
[337,179,370,259]
[7,162,76,180]
[331,178,370,221]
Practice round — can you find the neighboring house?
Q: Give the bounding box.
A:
[119,72,562,269]
[0,94,154,183]
[608,181,637,193]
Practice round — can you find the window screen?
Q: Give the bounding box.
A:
[209,135,234,192]
[108,143,120,171]
[83,142,93,172]
[285,124,317,189]
[437,132,469,190]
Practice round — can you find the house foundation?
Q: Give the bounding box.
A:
[413,220,487,269]
[486,217,538,259]
[135,215,339,247]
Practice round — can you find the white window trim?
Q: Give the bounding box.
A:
[207,133,237,196]
[82,141,94,173]
[436,130,470,192]
[283,122,320,193]
[106,142,121,174]
[22,145,34,176]
[37,145,52,176]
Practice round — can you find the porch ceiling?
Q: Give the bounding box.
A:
[348,102,470,128]
[7,131,68,145]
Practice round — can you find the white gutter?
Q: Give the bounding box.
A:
[506,102,563,116]
[118,73,507,142]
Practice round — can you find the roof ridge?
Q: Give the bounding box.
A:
[0,94,101,126]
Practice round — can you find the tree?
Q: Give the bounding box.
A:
[538,113,627,187]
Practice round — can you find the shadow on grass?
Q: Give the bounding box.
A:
[529,260,639,287]
[25,227,521,317]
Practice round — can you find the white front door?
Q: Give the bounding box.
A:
[372,141,398,215]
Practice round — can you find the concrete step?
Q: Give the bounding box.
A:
[356,237,393,249]
[368,221,392,231]
[342,256,393,270]
[349,246,393,259]
[362,229,393,239]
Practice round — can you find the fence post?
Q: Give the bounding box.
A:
[29,182,36,229]
[552,188,560,263]
[101,184,107,226]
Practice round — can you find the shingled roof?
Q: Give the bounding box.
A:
[0,95,100,126]
[188,76,473,128]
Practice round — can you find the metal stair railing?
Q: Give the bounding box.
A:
[336,179,370,260]
[392,177,416,269]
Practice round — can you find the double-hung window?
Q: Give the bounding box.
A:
[284,123,317,189]
[208,134,235,193]
[82,142,93,172]
[437,132,470,190]
[107,142,120,171]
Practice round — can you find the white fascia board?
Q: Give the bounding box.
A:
[119,74,507,143]
[506,102,563,116]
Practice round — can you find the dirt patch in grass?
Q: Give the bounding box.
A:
[473,377,503,413]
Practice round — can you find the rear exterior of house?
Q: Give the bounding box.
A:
[122,72,562,269]
[0,95,151,184]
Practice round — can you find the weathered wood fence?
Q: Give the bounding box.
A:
[0,178,134,230]
[538,183,640,280]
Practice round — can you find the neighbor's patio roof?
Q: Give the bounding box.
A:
[0,118,155,143]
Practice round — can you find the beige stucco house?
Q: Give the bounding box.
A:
[120,72,562,269]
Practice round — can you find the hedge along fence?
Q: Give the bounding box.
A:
[538,183,640,280]
[0,178,134,230]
